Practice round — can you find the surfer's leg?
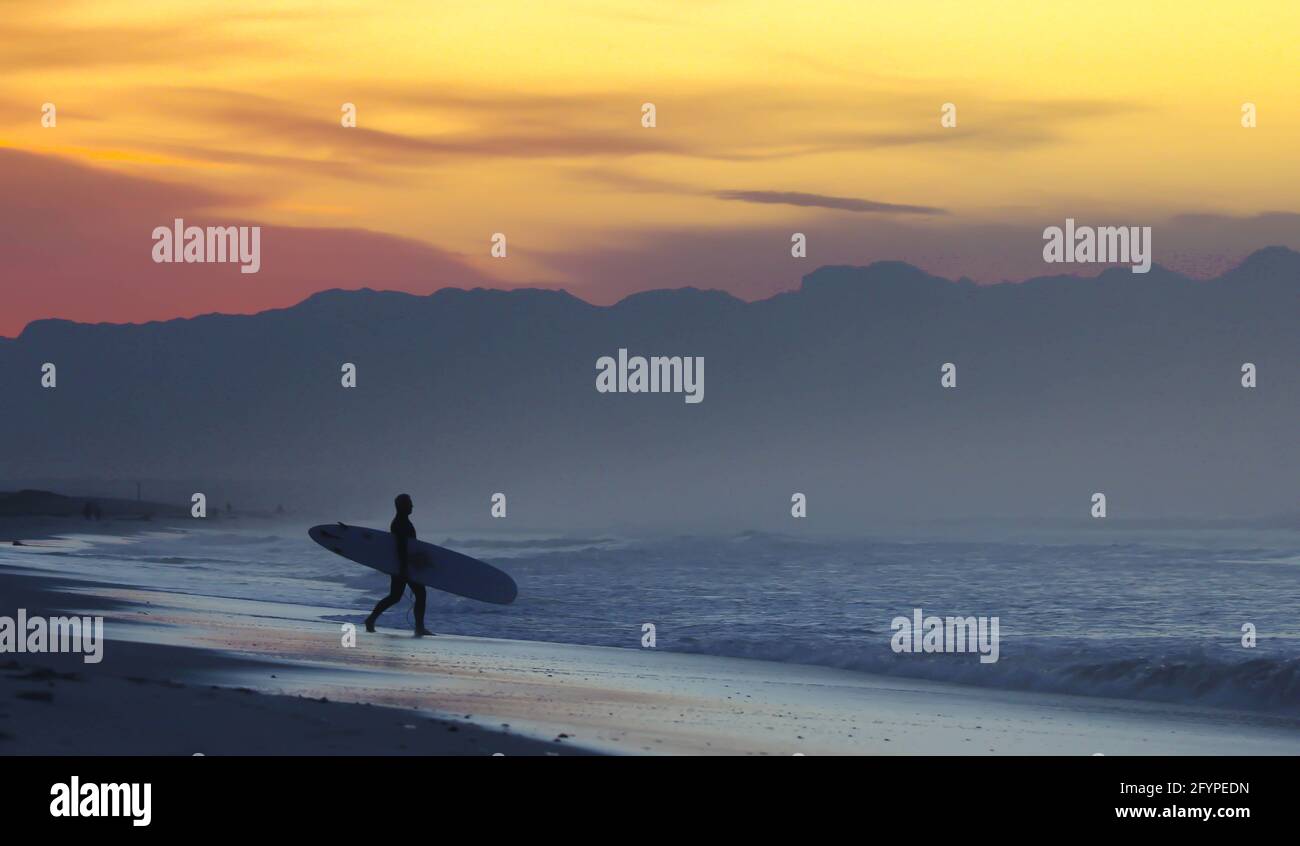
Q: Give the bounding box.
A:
[365,575,406,629]
[411,583,430,635]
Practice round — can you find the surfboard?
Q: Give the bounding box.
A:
[308,523,517,605]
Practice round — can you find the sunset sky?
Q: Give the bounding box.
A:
[2,0,1299,336]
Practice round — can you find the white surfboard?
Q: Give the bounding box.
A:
[308,523,517,605]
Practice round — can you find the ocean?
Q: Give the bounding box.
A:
[4,523,1298,716]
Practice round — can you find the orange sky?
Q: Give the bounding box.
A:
[2,0,1299,336]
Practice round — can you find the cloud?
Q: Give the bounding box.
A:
[0,149,498,337]
[0,22,278,72]
[125,87,685,166]
[123,142,404,185]
[713,190,946,215]
[129,83,1144,176]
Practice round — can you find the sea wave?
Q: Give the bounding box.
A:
[668,636,1300,716]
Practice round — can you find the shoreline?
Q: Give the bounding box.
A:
[0,514,258,546]
[3,521,1300,755]
[0,570,590,756]
[4,563,1300,755]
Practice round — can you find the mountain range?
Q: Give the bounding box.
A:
[1,249,1296,532]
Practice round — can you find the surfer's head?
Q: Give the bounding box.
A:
[394,493,413,515]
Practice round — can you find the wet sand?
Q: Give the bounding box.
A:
[0,570,586,755]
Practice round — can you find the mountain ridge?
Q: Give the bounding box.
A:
[11,246,1299,341]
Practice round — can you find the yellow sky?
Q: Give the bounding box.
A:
[3,0,1299,296]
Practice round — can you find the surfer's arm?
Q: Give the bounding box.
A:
[395,532,410,575]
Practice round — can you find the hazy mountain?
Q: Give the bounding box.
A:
[0,488,186,519]
[1,250,1296,532]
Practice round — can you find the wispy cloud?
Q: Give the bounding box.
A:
[0,22,278,71]
[713,190,946,215]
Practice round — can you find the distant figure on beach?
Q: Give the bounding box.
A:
[364,493,431,637]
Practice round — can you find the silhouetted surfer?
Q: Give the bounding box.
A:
[364,494,431,637]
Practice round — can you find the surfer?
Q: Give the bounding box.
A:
[364,494,432,637]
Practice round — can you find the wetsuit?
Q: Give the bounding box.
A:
[365,514,427,630]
